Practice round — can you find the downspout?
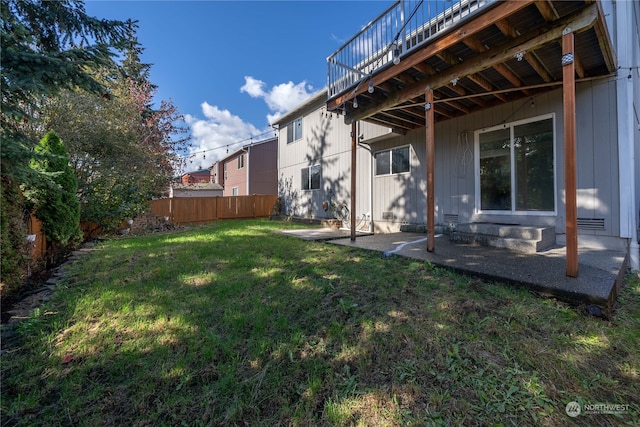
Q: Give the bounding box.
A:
[369,137,373,233]
[616,0,639,271]
[272,125,281,213]
[241,146,249,196]
[357,139,374,234]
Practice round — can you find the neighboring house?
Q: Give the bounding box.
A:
[276,0,639,274]
[219,137,278,197]
[209,161,224,186]
[169,182,224,198]
[181,169,212,184]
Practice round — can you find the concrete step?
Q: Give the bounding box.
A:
[451,223,555,253]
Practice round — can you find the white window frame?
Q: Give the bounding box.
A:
[301,164,321,191]
[474,113,557,216]
[232,186,239,196]
[238,153,245,169]
[374,145,411,176]
[287,117,303,144]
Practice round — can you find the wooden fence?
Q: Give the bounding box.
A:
[26,195,278,261]
[149,194,278,224]
[26,214,47,260]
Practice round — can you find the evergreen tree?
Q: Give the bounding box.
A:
[24,131,82,247]
[1,0,129,296]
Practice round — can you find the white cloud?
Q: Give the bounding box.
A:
[183,102,260,170]
[183,77,314,173]
[240,76,266,98]
[241,76,314,121]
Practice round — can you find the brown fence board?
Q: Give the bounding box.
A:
[27,195,277,263]
[171,197,218,223]
[27,215,47,260]
[149,195,277,224]
[149,199,171,219]
[255,195,278,217]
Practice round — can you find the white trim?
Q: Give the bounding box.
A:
[474,113,557,216]
[301,164,321,191]
[616,0,639,270]
[373,144,412,177]
[287,117,304,144]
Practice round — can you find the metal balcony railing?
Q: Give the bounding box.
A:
[327,0,495,100]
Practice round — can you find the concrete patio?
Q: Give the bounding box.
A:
[278,228,630,316]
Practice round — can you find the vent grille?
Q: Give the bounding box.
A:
[444,214,459,224]
[382,211,395,220]
[577,217,605,231]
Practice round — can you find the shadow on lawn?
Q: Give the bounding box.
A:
[3,222,639,426]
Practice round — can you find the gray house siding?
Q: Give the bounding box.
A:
[371,80,622,248]
[276,92,390,222]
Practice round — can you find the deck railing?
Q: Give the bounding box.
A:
[327,0,495,100]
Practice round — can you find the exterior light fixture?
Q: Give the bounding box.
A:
[368,78,374,93]
[515,51,524,61]
[392,41,400,65]
[353,96,358,109]
[450,77,458,86]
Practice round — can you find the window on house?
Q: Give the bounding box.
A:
[238,154,245,169]
[477,115,555,212]
[301,164,321,190]
[375,146,410,176]
[224,163,227,181]
[286,117,303,143]
[232,187,239,196]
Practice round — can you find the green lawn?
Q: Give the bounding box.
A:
[2,219,638,426]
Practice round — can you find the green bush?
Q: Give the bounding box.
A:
[0,177,29,298]
[23,131,82,248]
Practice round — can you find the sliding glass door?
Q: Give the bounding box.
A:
[477,115,555,214]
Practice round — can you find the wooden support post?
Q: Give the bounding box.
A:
[425,89,435,252]
[351,121,357,241]
[563,30,578,277]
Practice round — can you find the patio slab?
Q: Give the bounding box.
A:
[285,230,628,316]
[276,228,371,241]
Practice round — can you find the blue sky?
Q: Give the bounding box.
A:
[84,0,389,170]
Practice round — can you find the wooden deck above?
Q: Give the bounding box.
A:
[326,0,616,131]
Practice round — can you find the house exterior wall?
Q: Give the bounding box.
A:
[370,80,624,249]
[210,162,224,186]
[273,1,638,255]
[220,139,277,197]
[223,152,248,197]
[276,94,391,222]
[610,0,640,269]
[247,139,278,195]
